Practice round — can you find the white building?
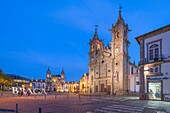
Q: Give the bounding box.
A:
[136,24,170,100]
[129,62,140,92]
[31,79,46,90]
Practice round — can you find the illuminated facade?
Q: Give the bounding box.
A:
[136,24,170,100]
[88,7,134,95]
[46,68,66,92]
[80,73,90,93]
[65,81,79,93]
[7,74,30,88]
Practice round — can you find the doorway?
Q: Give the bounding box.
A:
[107,85,111,95]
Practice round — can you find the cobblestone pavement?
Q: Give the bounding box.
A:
[0,94,170,113]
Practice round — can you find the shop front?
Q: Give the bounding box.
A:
[147,80,162,100]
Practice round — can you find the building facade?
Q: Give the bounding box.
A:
[88,7,132,95]
[29,68,79,93]
[7,74,30,88]
[129,62,140,92]
[136,24,170,100]
[46,68,66,92]
[80,73,90,93]
[31,79,46,90]
[65,81,79,93]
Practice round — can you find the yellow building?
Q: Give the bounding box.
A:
[80,73,90,94]
[65,81,79,93]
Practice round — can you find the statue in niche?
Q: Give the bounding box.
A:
[115,71,119,82]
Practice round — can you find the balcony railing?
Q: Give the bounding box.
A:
[140,54,170,64]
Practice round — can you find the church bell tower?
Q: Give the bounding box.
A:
[46,67,51,91]
[88,25,104,93]
[110,6,130,95]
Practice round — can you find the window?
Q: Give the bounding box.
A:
[38,83,40,88]
[91,76,93,85]
[95,86,98,92]
[131,67,134,74]
[149,44,159,61]
[136,81,140,85]
[82,84,84,89]
[91,44,94,51]
[155,48,159,58]
[102,60,104,63]
[155,67,158,73]
[150,68,153,73]
[101,84,105,92]
[149,49,153,60]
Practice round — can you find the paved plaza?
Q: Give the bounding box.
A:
[0,93,170,113]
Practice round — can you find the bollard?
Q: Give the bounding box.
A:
[16,104,18,113]
[1,93,3,96]
[55,94,57,99]
[39,108,42,113]
[90,94,91,100]
[35,96,36,99]
[45,94,46,99]
[79,94,80,99]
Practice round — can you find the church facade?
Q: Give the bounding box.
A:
[88,7,133,95]
[46,68,66,92]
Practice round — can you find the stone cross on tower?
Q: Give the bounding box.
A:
[119,5,122,16]
[95,25,98,34]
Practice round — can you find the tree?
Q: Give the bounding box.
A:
[0,69,12,90]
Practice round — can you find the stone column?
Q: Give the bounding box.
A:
[139,37,147,99]
[93,81,95,93]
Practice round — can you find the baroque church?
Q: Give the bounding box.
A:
[88,7,132,95]
[46,68,66,92]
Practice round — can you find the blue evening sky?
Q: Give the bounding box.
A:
[0,0,170,81]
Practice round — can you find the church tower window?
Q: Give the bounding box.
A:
[97,44,100,50]
[91,44,94,51]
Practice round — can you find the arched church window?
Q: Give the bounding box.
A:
[91,44,94,51]
[116,30,120,38]
[149,44,159,60]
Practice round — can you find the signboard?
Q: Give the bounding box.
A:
[12,87,47,95]
[147,77,170,80]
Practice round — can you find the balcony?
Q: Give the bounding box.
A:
[142,54,170,64]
